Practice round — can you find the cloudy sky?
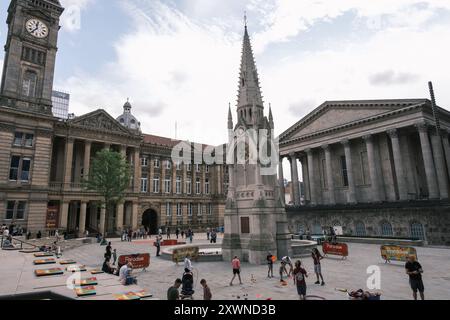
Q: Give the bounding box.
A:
[1,0,450,146]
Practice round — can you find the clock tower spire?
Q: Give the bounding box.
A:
[0,0,64,115]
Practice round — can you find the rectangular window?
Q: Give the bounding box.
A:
[164,178,171,194]
[186,179,192,194]
[9,156,20,181]
[176,162,182,171]
[207,204,213,215]
[196,164,201,172]
[188,203,193,216]
[14,132,23,146]
[166,203,172,217]
[16,201,26,220]
[206,165,210,173]
[141,174,148,193]
[176,203,183,216]
[154,159,160,168]
[205,179,210,195]
[153,177,160,193]
[21,158,31,181]
[6,201,15,220]
[24,134,34,147]
[176,176,182,194]
[141,157,148,167]
[187,164,192,172]
[197,203,202,216]
[340,155,349,187]
[241,217,250,234]
[195,178,201,195]
[165,161,172,170]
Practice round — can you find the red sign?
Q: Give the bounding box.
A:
[118,253,150,269]
[46,206,59,229]
[322,242,349,257]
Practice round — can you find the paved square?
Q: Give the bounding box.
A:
[1,236,450,300]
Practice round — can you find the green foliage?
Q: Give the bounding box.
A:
[83,149,131,208]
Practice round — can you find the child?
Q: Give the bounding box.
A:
[293,260,308,300]
[312,248,325,285]
[112,249,117,265]
[200,279,212,300]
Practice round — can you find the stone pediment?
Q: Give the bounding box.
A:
[68,109,132,135]
[280,99,427,142]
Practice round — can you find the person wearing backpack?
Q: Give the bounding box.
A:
[293,260,308,300]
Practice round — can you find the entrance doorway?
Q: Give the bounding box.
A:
[142,209,158,235]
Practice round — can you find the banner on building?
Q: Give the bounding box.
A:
[380,245,417,263]
[322,242,349,258]
[46,206,59,229]
[118,253,150,269]
[172,246,199,263]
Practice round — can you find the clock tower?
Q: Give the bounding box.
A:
[0,0,64,115]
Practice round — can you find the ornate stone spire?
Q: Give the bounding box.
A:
[237,21,263,111]
[228,103,233,130]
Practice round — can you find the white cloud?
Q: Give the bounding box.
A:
[55,0,450,147]
[60,0,94,32]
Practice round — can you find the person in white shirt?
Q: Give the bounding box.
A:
[3,228,9,237]
[119,262,133,285]
[184,256,192,271]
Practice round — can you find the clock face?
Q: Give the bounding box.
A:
[25,18,49,39]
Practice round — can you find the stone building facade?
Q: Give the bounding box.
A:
[0,0,226,237]
[279,99,450,245]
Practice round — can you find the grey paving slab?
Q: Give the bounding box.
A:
[1,236,450,300]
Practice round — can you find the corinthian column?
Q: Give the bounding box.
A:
[341,140,356,203]
[416,123,439,199]
[387,129,408,201]
[363,135,382,202]
[322,144,336,205]
[306,149,317,205]
[430,130,449,199]
[289,153,300,206]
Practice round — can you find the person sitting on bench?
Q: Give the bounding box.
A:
[181,268,195,296]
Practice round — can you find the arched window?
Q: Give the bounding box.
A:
[355,221,366,236]
[22,70,37,97]
[119,118,125,123]
[380,221,393,237]
[410,222,425,240]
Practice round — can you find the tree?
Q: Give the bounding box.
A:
[83,149,131,235]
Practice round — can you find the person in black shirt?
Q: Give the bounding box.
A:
[267,253,274,278]
[405,255,424,300]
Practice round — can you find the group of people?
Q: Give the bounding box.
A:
[100,240,138,286]
[206,228,218,244]
[167,255,212,301]
[167,227,195,243]
[121,228,149,242]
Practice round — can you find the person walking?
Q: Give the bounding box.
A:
[293,260,308,300]
[167,279,182,300]
[112,249,118,265]
[312,248,325,286]
[229,256,243,286]
[105,242,112,262]
[267,253,274,278]
[200,279,212,300]
[184,255,193,271]
[176,228,180,240]
[155,235,162,257]
[166,227,171,239]
[127,229,132,242]
[181,230,185,239]
[405,255,425,300]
